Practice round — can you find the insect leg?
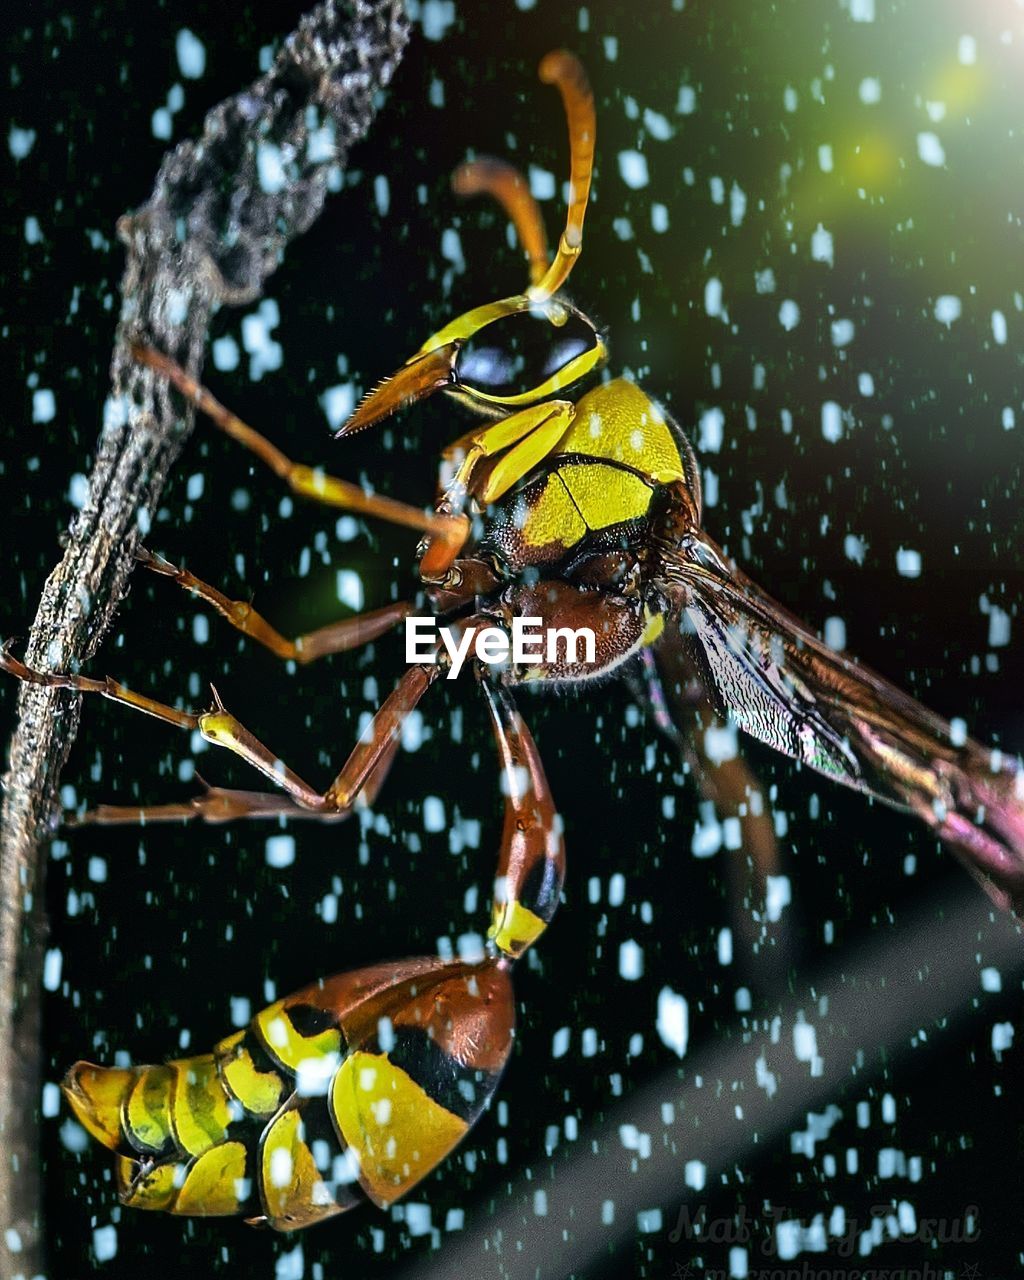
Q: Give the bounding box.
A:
[70,785,336,827]
[1,643,437,819]
[131,342,467,552]
[74,733,403,828]
[452,157,550,287]
[1,643,198,730]
[321,665,439,810]
[137,547,412,665]
[455,400,576,506]
[634,644,788,979]
[420,400,575,581]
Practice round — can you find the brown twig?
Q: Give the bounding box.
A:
[0,3,409,1273]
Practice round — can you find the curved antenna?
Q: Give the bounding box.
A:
[528,50,596,303]
[452,158,550,288]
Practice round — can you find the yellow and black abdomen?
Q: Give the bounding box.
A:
[63,956,514,1231]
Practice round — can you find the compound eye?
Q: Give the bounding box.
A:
[456,308,600,399]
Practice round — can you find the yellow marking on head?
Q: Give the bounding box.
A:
[215,1034,285,1117]
[480,402,575,504]
[521,474,588,551]
[488,898,547,958]
[330,1051,468,1208]
[255,1000,343,1074]
[419,295,530,351]
[418,296,605,409]
[557,378,684,482]
[116,1155,179,1212]
[466,338,605,409]
[259,1107,340,1230]
[559,462,653,530]
[62,1062,136,1151]
[173,1141,249,1217]
[125,1065,174,1154]
[169,1055,232,1157]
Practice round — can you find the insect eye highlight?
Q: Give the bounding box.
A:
[456,307,602,400]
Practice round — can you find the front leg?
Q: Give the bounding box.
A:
[132,342,467,554]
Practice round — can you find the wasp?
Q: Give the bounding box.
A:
[5,49,1023,1232]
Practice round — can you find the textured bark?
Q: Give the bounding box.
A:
[0,3,408,1273]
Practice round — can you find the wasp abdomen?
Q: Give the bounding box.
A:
[63,957,515,1230]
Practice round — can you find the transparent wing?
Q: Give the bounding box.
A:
[679,586,868,794]
[660,533,1024,911]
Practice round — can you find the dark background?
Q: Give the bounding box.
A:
[2,0,1024,1276]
